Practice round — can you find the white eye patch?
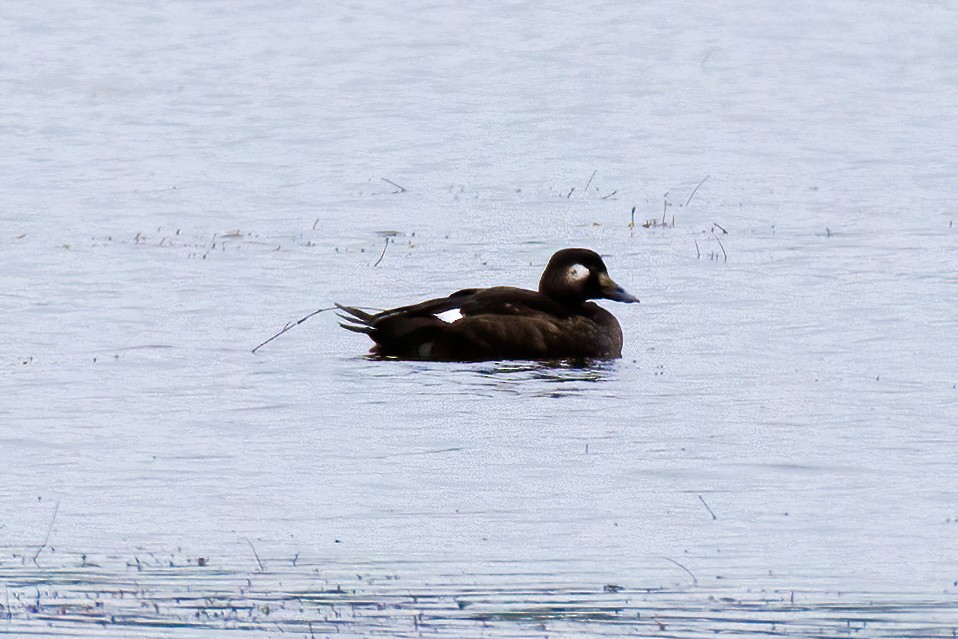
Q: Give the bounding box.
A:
[434,308,464,323]
[565,264,590,284]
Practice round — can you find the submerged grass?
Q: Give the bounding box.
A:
[1,548,956,638]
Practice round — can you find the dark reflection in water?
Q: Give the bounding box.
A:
[338,356,621,399]
[475,360,619,398]
[479,359,617,379]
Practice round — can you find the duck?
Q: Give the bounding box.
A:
[337,248,639,361]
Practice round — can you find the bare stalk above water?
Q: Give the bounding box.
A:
[712,230,728,262]
[698,494,717,520]
[663,556,698,585]
[373,237,389,267]
[32,501,60,566]
[252,308,336,354]
[380,177,407,193]
[584,169,597,192]
[245,537,265,572]
[684,174,710,208]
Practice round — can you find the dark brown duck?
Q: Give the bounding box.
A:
[337,248,639,361]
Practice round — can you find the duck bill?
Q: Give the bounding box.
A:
[598,272,639,303]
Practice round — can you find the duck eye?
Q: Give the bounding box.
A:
[566,264,590,284]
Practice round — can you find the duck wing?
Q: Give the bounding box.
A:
[339,287,565,326]
[335,288,480,334]
[338,287,584,360]
[455,287,570,318]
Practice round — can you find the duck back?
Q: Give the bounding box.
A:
[339,288,624,361]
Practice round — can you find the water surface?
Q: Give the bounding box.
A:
[2,0,957,636]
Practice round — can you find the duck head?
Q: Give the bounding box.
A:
[538,248,639,307]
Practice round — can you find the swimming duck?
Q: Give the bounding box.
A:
[337,248,639,361]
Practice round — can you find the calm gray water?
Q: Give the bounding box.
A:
[2,0,957,636]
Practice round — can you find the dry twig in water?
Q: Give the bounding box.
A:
[373,237,389,267]
[245,536,265,572]
[698,494,717,520]
[252,307,336,353]
[684,174,710,208]
[584,169,597,193]
[32,501,60,565]
[664,557,698,584]
[712,229,728,261]
[380,177,407,193]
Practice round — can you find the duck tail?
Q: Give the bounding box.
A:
[335,303,375,322]
[338,322,374,335]
[335,303,376,334]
